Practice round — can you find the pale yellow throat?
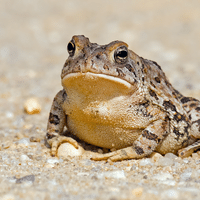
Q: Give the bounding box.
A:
[61,72,139,149]
[62,72,134,100]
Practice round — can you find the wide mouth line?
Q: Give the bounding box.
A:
[62,72,133,88]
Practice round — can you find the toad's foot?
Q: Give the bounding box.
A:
[178,140,200,158]
[48,136,79,157]
[91,146,144,162]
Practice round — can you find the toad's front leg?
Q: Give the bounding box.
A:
[46,90,79,156]
[91,118,168,161]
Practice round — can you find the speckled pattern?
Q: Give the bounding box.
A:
[47,35,200,162]
[1,0,200,199]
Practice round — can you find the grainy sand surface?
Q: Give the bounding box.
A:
[1,1,200,199]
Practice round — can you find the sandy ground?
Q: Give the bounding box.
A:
[1,0,200,199]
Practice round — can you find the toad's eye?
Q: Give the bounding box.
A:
[67,41,76,56]
[114,46,128,64]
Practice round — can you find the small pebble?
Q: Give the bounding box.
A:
[153,172,174,181]
[30,136,41,142]
[97,170,126,179]
[24,98,41,114]
[46,158,59,164]
[15,138,30,146]
[132,187,143,197]
[158,157,174,167]
[139,158,153,167]
[165,153,177,159]
[20,155,30,162]
[150,152,163,162]
[179,172,192,181]
[2,141,12,149]
[57,143,83,158]
[16,175,35,184]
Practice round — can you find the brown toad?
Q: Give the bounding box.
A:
[46,35,200,161]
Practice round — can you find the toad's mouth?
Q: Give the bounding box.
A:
[62,72,136,98]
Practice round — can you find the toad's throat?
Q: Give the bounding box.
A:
[62,72,135,100]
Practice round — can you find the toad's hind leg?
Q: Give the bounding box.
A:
[91,117,168,161]
[178,140,200,158]
[177,97,200,157]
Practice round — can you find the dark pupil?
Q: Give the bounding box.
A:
[117,50,127,58]
[67,42,75,52]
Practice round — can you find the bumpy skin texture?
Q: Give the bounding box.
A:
[46,35,200,161]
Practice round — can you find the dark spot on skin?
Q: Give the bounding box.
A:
[125,64,137,78]
[180,97,198,104]
[142,77,145,82]
[184,124,189,136]
[192,119,200,126]
[84,58,88,64]
[163,100,177,112]
[190,103,198,108]
[116,68,125,77]
[152,61,161,70]
[134,146,144,155]
[137,61,140,65]
[54,105,62,111]
[136,101,152,118]
[141,63,145,70]
[49,113,60,125]
[125,64,133,72]
[150,81,156,88]
[189,114,192,120]
[82,53,86,58]
[140,101,150,108]
[103,65,109,70]
[180,97,191,104]
[173,127,184,141]
[155,77,160,83]
[120,149,128,157]
[96,54,100,59]
[195,107,200,112]
[46,132,56,139]
[62,90,67,100]
[65,115,68,123]
[63,60,71,68]
[173,113,186,122]
[182,139,189,147]
[165,80,171,88]
[142,130,161,144]
[149,89,159,100]
[173,89,183,98]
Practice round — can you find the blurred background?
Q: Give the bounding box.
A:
[1,0,200,130]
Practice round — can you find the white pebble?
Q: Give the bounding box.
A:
[153,172,174,181]
[6,111,14,118]
[46,158,59,164]
[164,153,177,159]
[20,155,30,162]
[158,157,174,167]
[97,170,126,179]
[139,158,153,167]
[179,172,192,181]
[16,138,30,146]
[57,143,83,158]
